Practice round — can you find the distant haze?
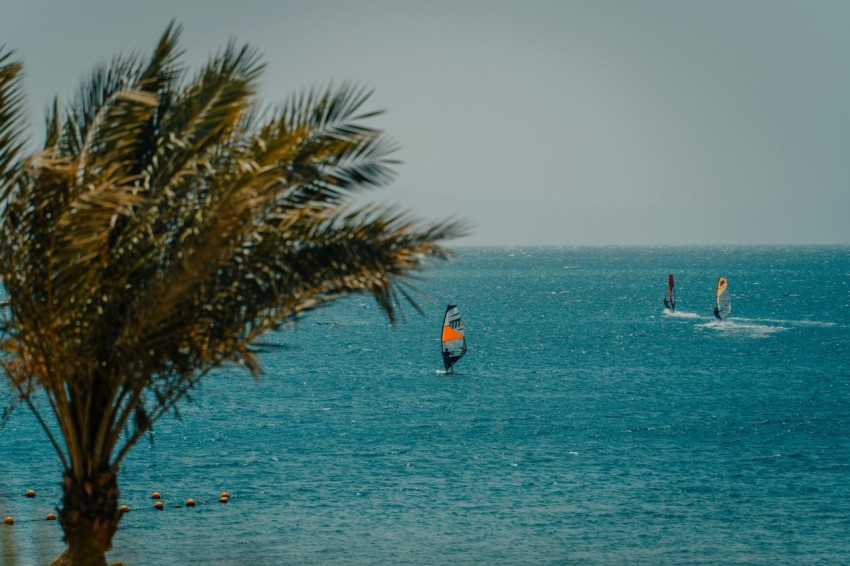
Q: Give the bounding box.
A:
[4,0,849,245]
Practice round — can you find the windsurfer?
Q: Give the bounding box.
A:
[441,304,467,372]
[665,274,675,311]
[713,277,729,320]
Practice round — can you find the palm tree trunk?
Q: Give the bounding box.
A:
[53,467,122,566]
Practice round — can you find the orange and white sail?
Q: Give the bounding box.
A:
[441,304,467,372]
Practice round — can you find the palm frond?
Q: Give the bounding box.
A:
[0,47,27,202]
[141,38,263,195]
[246,84,400,207]
[44,97,60,149]
[60,53,148,159]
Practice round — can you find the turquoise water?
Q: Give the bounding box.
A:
[2,246,849,564]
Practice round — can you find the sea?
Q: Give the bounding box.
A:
[1,246,849,565]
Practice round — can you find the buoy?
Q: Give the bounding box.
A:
[185,499,196,507]
[220,491,230,499]
[25,489,36,498]
[151,492,161,499]
[46,513,57,521]
[3,516,13,525]
[120,505,130,513]
[219,496,228,503]
[154,501,164,510]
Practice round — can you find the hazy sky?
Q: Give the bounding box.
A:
[3,0,849,245]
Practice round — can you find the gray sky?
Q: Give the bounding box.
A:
[3,0,849,245]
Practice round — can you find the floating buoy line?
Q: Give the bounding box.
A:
[2,489,235,525]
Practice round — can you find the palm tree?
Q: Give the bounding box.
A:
[0,24,467,566]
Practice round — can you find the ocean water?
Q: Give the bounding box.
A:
[2,246,849,565]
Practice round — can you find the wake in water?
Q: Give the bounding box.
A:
[695,315,839,337]
[665,307,787,338]
[744,317,838,328]
[662,308,700,319]
[697,317,787,338]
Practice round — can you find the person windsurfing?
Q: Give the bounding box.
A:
[664,273,675,311]
[441,304,467,372]
[713,276,730,320]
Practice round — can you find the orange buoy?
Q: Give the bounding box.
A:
[3,516,13,525]
[46,513,57,520]
[219,496,228,503]
[120,505,130,513]
[25,489,36,498]
[219,492,230,499]
[151,492,161,499]
[185,499,196,507]
[154,501,164,510]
